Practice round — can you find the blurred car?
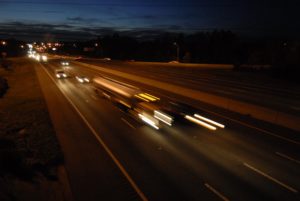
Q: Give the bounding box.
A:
[35,54,40,61]
[55,69,67,78]
[75,75,90,83]
[41,55,47,62]
[61,61,69,66]
[103,57,111,61]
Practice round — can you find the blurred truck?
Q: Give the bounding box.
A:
[92,76,173,129]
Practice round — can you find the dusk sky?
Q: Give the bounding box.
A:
[0,0,299,41]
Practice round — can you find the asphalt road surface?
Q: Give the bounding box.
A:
[33,58,300,201]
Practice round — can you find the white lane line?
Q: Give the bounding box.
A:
[276,152,300,165]
[204,183,230,201]
[91,94,99,100]
[121,118,136,129]
[41,65,148,201]
[243,163,298,193]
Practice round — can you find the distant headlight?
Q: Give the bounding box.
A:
[42,55,47,61]
[63,74,67,77]
[84,78,90,82]
[56,74,60,78]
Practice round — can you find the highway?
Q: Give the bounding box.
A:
[34,58,299,201]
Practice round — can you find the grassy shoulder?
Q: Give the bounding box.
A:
[0,58,64,201]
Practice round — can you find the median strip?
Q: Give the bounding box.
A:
[121,118,136,129]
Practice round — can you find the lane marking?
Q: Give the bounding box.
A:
[243,163,298,193]
[91,94,99,100]
[204,183,230,201]
[40,65,148,201]
[275,152,300,165]
[121,118,136,129]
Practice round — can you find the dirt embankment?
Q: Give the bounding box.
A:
[0,58,65,201]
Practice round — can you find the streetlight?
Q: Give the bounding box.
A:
[173,42,179,62]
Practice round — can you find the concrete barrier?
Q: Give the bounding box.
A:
[75,61,300,132]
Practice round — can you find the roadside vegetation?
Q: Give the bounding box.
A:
[0,58,64,201]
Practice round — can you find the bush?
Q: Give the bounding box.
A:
[0,77,8,98]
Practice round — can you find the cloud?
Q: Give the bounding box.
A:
[0,20,195,41]
[66,16,113,27]
[67,17,98,23]
[111,14,159,21]
[0,21,97,41]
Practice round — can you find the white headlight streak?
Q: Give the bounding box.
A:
[138,114,159,130]
[154,110,173,126]
[185,115,217,130]
[194,114,225,128]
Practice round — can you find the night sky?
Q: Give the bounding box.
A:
[0,0,299,41]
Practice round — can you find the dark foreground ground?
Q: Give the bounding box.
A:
[0,58,64,201]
